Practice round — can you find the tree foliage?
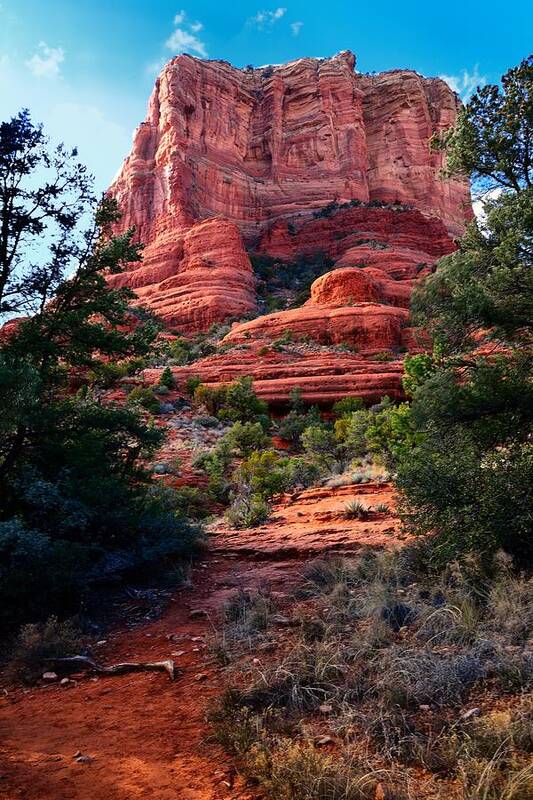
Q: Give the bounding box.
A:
[0,111,201,632]
[390,58,533,566]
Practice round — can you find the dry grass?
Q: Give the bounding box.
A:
[209,550,533,800]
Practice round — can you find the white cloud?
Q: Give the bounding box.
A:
[25,41,65,78]
[249,8,287,29]
[166,27,207,57]
[291,21,303,36]
[439,66,486,100]
[164,10,207,57]
[0,51,131,192]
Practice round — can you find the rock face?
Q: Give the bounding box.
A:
[107,218,256,332]
[111,51,470,243]
[108,50,472,403]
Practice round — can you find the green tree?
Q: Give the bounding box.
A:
[0,111,201,632]
[393,58,533,566]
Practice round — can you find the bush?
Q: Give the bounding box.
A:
[223,421,270,457]
[159,366,175,389]
[283,456,321,488]
[332,397,364,418]
[343,500,371,520]
[376,647,486,708]
[171,486,210,519]
[301,425,338,471]
[184,375,202,395]
[194,377,270,429]
[233,449,290,500]
[335,409,373,459]
[9,616,83,684]
[225,494,271,528]
[127,386,160,413]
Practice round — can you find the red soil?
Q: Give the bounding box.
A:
[0,482,399,800]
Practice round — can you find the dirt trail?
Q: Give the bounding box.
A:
[0,483,398,800]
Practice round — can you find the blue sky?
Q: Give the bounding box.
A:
[1,1,530,192]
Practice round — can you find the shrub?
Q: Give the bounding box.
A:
[232,449,290,500]
[9,616,83,684]
[223,587,276,634]
[301,424,338,471]
[194,441,233,503]
[194,377,270,429]
[283,456,321,488]
[225,494,271,528]
[127,386,160,413]
[332,397,364,418]
[172,486,209,519]
[159,366,175,389]
[278,408,319,448]
[376,647,486,708]
[89,360,129,388]
[223,421,270,457]
[335,409,373,459]
[246,739,388,800]
[184,375,202,395]
[343,500,371,520]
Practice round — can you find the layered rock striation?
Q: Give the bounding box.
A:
[108,50,472,402]
[111,50,470,243]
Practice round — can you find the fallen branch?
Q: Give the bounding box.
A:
[46,655,176,681]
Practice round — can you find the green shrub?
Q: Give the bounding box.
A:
[233,449,290,500]
[127,386,160,413]
[301,425,338,471]
[334,409,373,459]
[159,366,175,389]
[343,500,371,520]
[184,375,202,395]
[332,396,364,418]
[283,456,321,488]
[225,494,271,528]
[88,361,129,388]
[223,421,270,457]
[172,486,210,519]
[194,377,270,429]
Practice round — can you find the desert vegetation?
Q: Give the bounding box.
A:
[0,46,531,800]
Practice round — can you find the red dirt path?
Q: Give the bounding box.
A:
[0,483,398,800]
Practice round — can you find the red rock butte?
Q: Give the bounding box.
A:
[108,50,472,404]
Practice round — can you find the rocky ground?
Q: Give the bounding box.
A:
[0,482,398,800]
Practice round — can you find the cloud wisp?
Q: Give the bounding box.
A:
[249,8,287,30]
[291,21,304,36]
[166,9,207,57]
[439,66,486,100]
[26,42,65,78]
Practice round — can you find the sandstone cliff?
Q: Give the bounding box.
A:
[108,51,471,403]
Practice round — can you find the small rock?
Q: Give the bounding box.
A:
[319,704,333,714]
[252,658,261,666]
[190,636,204,642]
[172,650,186,657]
[461,707,481,720]
[194,672,209,682]
[316,735,333,746]
[271,614,291,626]
[42,672,58,682]
[60,678,71,687]
[419,704,431,712]
[75,755,93,764]
[189,609,207,619]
